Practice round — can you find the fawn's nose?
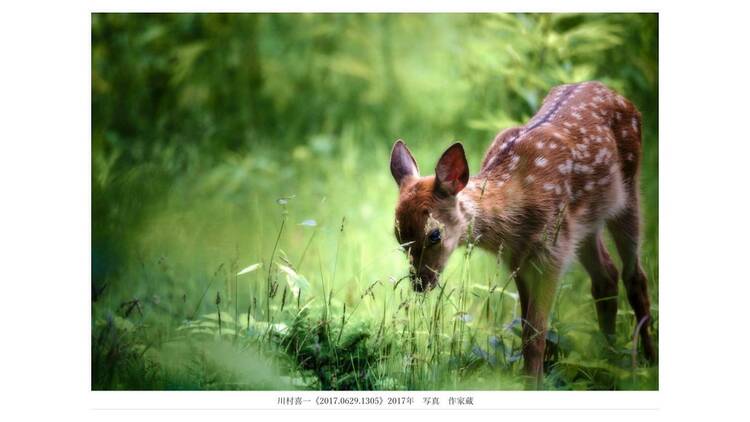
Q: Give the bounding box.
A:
[410,269,437,292]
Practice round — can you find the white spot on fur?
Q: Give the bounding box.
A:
[584,181,594,191]
[594,148,612,165]
[558,159,573,174]
[510,154,520,169]
[524,175,536,184]
[574,163,594,174]
[534,157,548,167]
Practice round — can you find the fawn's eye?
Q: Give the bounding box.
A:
[428,229,441,245]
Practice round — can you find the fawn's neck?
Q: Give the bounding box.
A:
[454,177,516,251]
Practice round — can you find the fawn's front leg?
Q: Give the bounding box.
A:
[515,260,561,389]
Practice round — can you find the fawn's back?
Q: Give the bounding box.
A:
[469,81,643,257]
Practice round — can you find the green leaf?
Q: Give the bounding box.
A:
[277,263,311,298]
[237,263,261,276]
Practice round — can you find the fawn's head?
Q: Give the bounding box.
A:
[390,139,472,292]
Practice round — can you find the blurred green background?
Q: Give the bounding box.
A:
[92,13,658,390]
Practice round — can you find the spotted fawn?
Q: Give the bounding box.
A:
[389,81,655,387]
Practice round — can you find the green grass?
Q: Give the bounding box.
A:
[92,132,658,391]
[91,13,658,391]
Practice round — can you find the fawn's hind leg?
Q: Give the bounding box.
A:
[607,204,656,362]
[578,232,619,339]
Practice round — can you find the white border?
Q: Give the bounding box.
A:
[4,0,750,420]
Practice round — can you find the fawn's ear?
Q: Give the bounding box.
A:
[435,142,469,196]
[390,139,419,186]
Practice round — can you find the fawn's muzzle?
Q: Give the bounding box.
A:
[410,269,438,292]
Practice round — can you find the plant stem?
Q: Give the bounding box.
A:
[266,214,287,321]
